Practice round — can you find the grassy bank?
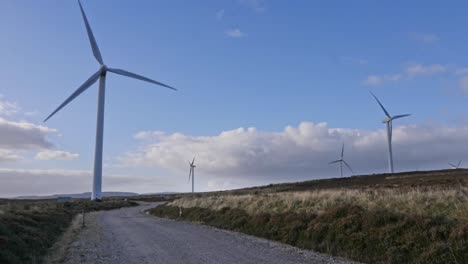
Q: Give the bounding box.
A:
[150,186,468,263]
[0,199,137,264]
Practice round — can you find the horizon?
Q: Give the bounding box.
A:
[2,0,468,197]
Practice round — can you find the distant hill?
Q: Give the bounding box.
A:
[13,192,139,200]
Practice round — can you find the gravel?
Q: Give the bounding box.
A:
[63,202,355,264]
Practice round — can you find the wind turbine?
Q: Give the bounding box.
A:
[370,91,410,174]
[449,160,463,169]
[329,143,353,177]
[44,0,176,200]
[188,157,196,193]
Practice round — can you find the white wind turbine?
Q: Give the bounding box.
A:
[188,157,196,193]
[370,91,410,174]
[44,0,176,200]
[329,143,353,177]
[449,160,462,169]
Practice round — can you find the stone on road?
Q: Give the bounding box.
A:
[63,202,353,264]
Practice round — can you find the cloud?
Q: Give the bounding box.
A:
[406,64,446,77]
[0,168,163,197]
[35,150,79,160]
[239,0,266,12]
[216,9,225,20]
[363,63,447,86]
[0,117,55,150]
[0,96,20,116]
[226,28,245,38]
[0,150,23,162]
[120,122,468,185]
[363,74,402,86]
[410,33,439,44]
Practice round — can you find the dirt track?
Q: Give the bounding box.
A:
[63,202,353,264]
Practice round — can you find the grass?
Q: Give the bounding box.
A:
[0,198,137,264]
[150,172,468,263]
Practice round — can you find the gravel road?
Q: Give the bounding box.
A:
[63,202,354,264]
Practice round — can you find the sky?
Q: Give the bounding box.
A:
[1,0,468,197]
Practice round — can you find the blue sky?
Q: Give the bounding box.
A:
[1,0,468,196]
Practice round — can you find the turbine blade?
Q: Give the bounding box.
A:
[343,160,354,174]
[44,70,101,122]
[369,91,391,118]
[329,160,341,164]
[107,68,176,91]
[458,160,463,167]
[78,0,104,64]
[341,143,344,158]
[188,168,192,182]
[448,163,456,168]
[192,156,196,165]
[392,114,411,120]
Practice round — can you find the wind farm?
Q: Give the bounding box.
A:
[2,1,468,264]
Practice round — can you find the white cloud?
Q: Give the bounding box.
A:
[410,33,439,44]
[120,122,468,184]
[216,9,225,20]
[363,63,447,86]
[0,150,23,162]
[363,74,402,86]
[406,64,446,77]
[0,96,20,116]
[226,28,245,38]
[239,0,266,12]
[35,150,79,160]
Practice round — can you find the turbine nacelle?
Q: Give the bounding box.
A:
[100,64,108,74]
[382,117,392,123]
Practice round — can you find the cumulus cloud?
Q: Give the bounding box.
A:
[120,122,468,184]
[226,28,245,38]
[0,118,55,150]
[0,96,20,116]
[35,150,79,160]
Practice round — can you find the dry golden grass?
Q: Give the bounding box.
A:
[170,186,468,219]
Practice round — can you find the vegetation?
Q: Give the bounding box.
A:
[150,170,468,263]
[0,198,137,264]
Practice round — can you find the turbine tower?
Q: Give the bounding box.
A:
[370,91,410,174]
[188,157,196,193]
[44,0,176,200]
[329,143,353,177]
[449,160,462,169]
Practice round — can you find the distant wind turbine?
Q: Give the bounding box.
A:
[370,91,410,174]
[329,143,353,177]
[44,0,176,200]
[449,160,463,169]
[188,157,196,193]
